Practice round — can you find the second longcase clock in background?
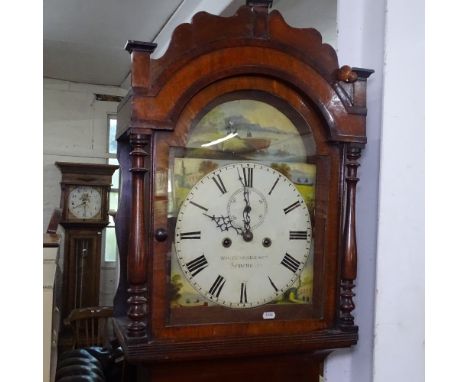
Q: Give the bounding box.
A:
[56,162,118,318]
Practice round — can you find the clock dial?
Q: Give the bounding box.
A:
[68,186,102,219]
[174,163,312,308]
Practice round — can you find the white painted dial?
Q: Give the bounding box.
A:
[174,162,312,308]
[68,186,102,219]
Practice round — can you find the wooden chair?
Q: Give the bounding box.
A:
[64,306,114,349]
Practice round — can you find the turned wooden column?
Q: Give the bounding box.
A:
[340,145,361,331]
[127,132,150,338]
[122,40,157,339]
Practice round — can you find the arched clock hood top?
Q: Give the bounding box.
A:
[118,5,373,145]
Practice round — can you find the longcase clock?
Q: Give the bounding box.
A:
[56,162,118,318]
[113,2,373,381]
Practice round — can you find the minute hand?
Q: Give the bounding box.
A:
[241,185,254,242]
[237,168,251,229]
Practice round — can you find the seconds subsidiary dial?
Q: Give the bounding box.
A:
[68,186,102,220]
[174,163,312,308]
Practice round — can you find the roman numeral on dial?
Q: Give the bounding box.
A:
[281,253,301,273]
[180,231,201,240]
[185,255,208,277]
[268,276,278,292]
[289,230,308,240]
[212,174,227,194]
[242,167,253,187]
[283,201,301,214]
[209,275,226,298]
[240,282,248,303]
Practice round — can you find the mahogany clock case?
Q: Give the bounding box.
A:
[113,3,372,367]
[158,89,334,330]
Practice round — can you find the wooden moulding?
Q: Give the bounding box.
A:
[117,6,372,145]
[55,162,119,186]
[114,314,357,363]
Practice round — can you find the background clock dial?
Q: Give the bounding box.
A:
[68,186,102,219]
[175,163,313,308]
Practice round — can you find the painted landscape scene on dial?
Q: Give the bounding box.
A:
[169,157,316,308]
[169,98,317,308]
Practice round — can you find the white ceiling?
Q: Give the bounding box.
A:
[44,0,185,86]
[44,0,336,88]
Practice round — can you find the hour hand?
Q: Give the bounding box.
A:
[203,213,242,235]
[73,201,87,209]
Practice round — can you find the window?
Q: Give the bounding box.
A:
[104,116,119,262]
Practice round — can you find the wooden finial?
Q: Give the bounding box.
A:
[246,0,273,9]
[337,65,358,83]
[124,41,157,90]
[124,40,158,54]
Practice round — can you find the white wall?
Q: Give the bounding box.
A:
[325,0,424,381]
[43,78,127,305]
[372,0,424,380]
[273,0,337,47]
[324,1,386,381]
[43,78,126,230]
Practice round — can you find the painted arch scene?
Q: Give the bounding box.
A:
[168,99,318,309]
